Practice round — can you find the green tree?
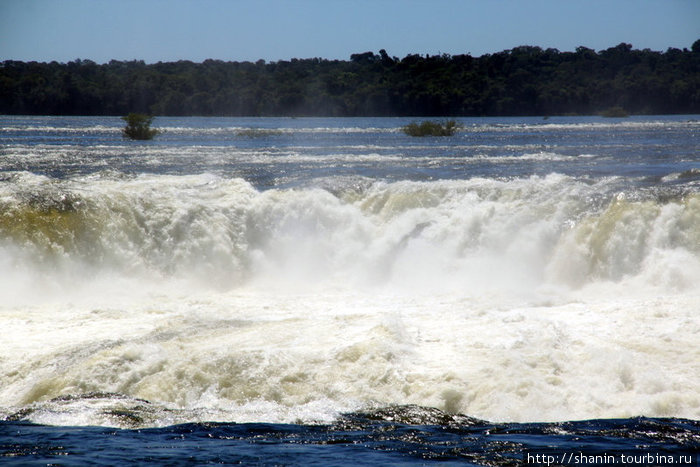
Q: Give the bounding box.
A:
[121,113,160,140]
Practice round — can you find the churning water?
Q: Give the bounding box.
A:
[1,115,698,464]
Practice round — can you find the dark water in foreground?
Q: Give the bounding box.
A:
[2,407,698,466]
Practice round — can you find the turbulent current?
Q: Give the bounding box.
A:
[0,115,698,464]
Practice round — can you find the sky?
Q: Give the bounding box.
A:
[1,0,698,64]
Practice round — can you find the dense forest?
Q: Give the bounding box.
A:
[1,41,699,117]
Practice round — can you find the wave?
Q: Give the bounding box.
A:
[1,289,698,426]
[1,172,698,301]
[0,144,615,186]
[0,125,397,135]
[0,125,120,134]
[2,173,698,426]
[2,118,699,137]
[462,119,700,132]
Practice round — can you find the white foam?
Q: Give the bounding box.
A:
[3,118,698,138]
[1,290,698,427]
[1,173,699,426]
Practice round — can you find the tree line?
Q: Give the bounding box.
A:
[1,41,699,117]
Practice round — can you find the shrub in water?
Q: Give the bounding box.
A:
[235,128,283,137]
[122,113,160,140]
[403,120,460,136]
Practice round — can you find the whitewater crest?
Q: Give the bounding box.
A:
[3,111,700,430]
[1,172,698,299]
[1,170,699,426]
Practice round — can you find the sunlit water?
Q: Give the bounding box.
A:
[1,115,698,464]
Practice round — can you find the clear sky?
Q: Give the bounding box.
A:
[1,0,698,64]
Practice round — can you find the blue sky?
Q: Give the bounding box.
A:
[1,0,698,64]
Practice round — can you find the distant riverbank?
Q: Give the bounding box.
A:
[2,41,698,117]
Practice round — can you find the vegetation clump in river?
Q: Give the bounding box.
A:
[403,120,460,136]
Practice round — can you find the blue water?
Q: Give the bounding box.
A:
[2,115,698,187]
[2,412,698,466]
[1,115,699,465]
